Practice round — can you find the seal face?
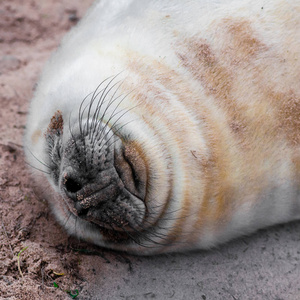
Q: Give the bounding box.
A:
[46,101,147,243]
[25,0,300,254]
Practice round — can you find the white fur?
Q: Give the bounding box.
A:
[25,0,300,254]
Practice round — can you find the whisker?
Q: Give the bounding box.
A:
[126,223,170,247]
[97,79,127,126]
[26,147,51,170]
[61,210,74,231]
[78,92,93,137]
[101,120,134,151]
[97,89,137,141]
[90,74,124,142]
[68,109,82,156]
[98,103,141,153]
[91,91,129,146]
[87,76,118,139]
[25,162,51,175]
[85,76,115,135]
[90,80,124,147]
[102,210,151,248]
[88,78,123,167]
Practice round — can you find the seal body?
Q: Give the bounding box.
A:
[25,0,300,254]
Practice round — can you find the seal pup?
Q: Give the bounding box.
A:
[25,0,300,255]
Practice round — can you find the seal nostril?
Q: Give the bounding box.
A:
[65,177,82,193]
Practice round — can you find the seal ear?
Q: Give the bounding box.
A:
[45,110,64,138]
[45,110,64,150]
[45,110,64,184]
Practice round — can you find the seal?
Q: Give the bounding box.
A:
[25,0,300,254]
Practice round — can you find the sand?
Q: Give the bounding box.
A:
[0,1,98,299]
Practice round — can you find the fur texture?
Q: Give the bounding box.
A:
[25,0,300,254]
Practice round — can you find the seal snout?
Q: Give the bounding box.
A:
[57,132,148,237]
[61,166,120,209]
[61,164,147,234]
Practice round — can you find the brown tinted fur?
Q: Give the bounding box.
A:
[124,15,299,246]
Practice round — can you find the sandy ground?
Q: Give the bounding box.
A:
[1,1,300,300]
[0,1,97,299]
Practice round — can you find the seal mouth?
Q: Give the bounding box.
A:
[62,180,146,227]
[66,204,137,243]
[62,189,145,243]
